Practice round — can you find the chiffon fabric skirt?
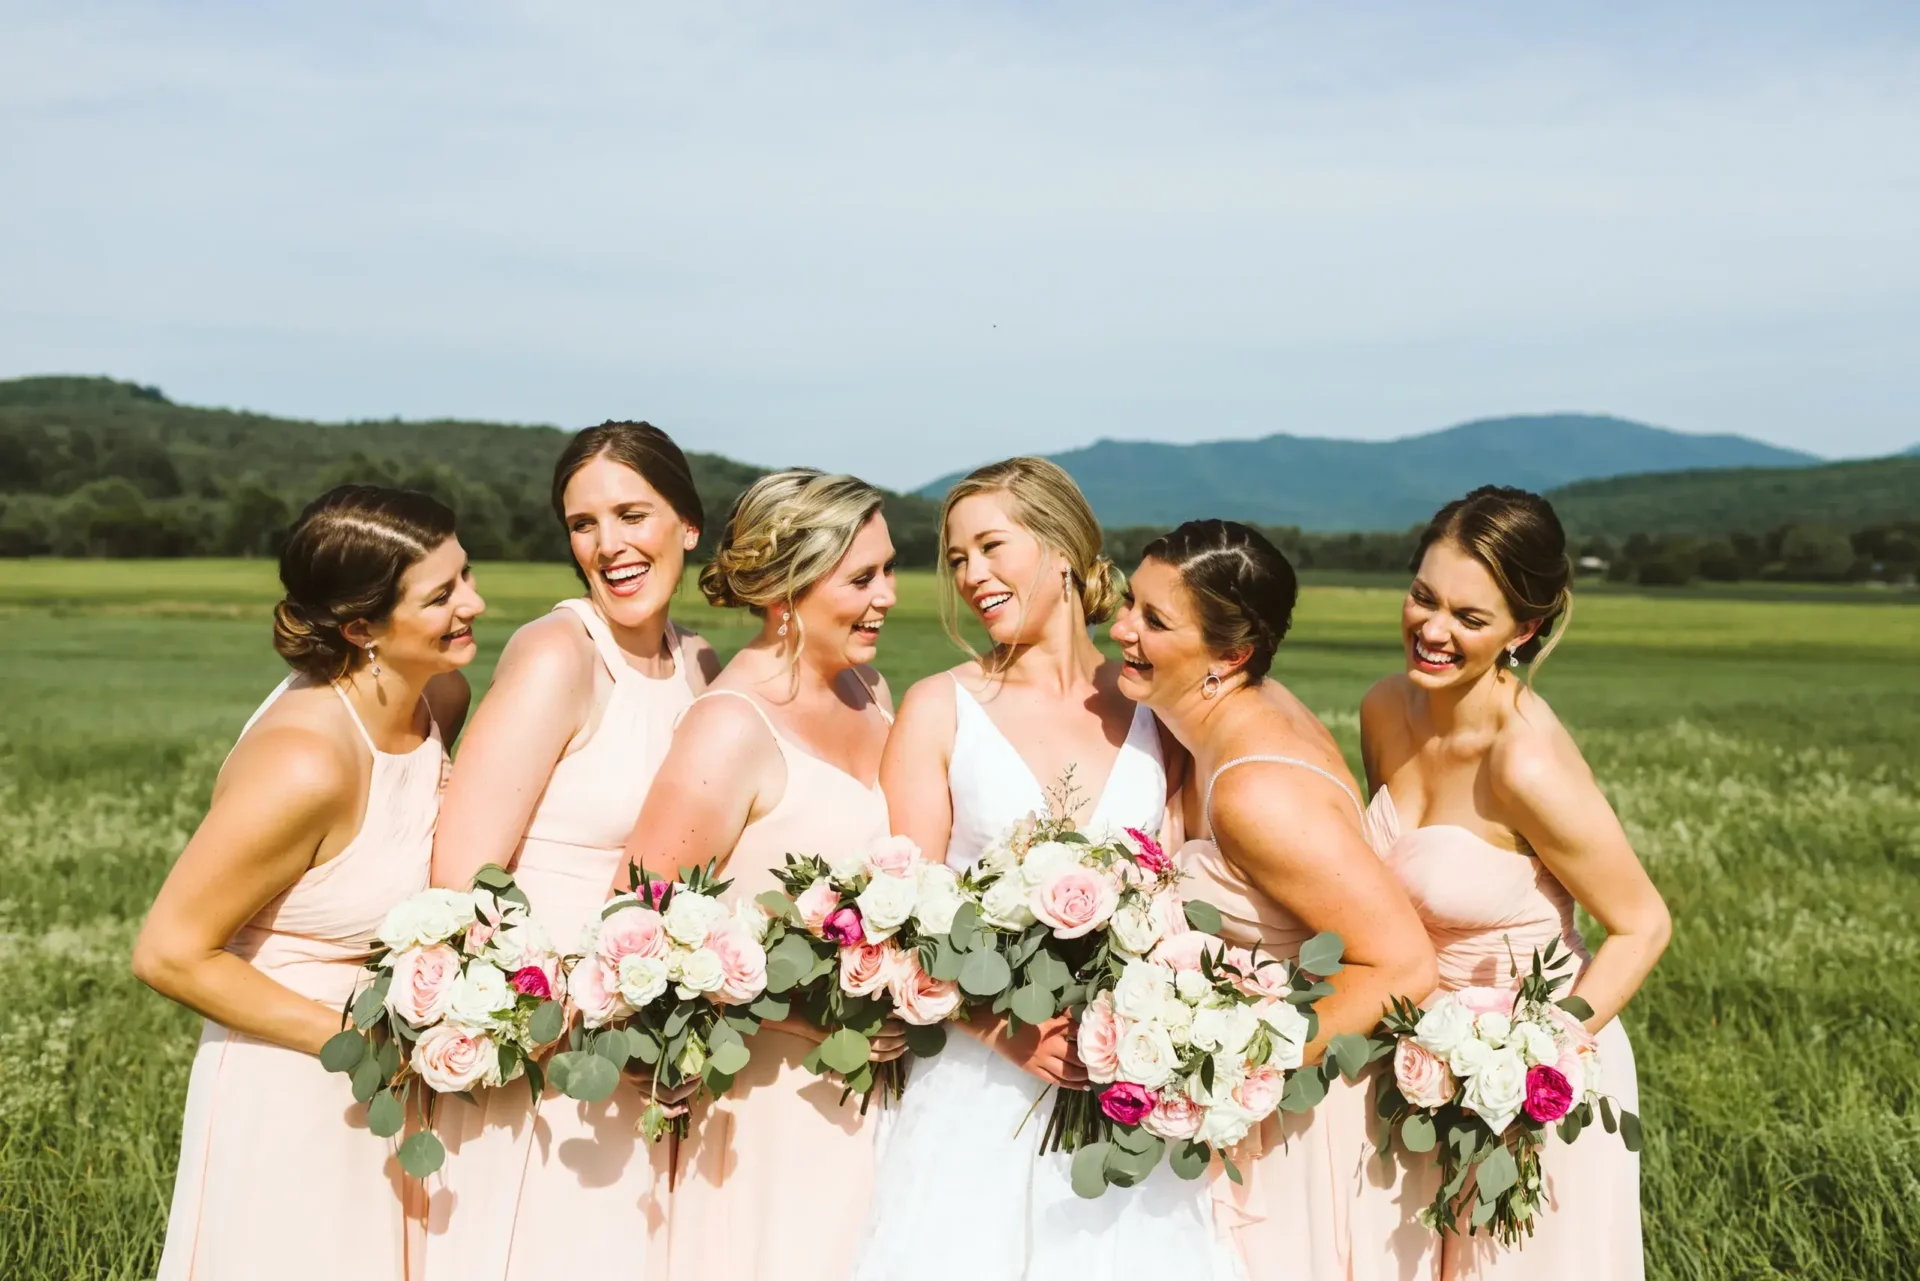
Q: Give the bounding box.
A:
[852,1034,1239,1281]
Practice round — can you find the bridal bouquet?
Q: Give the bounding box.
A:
[321,864,566,1177]
[546,863,769,1143]
[754,835,968,1107]
[1371,939,1643,1243]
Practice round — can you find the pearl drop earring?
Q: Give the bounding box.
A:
[366,643,381,677]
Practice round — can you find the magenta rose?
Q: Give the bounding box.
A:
[822,906,866,947]
[1143,1090,1205,1141]
[1075,991,1123,1084]
[1523,1064,1575,1123]
[1393,1039,1456,1110]
[838,940,896,997]
[1099,1081,1159,1127]
[509,965,552,999]
[598,906,669,965]
[794,880,843,935]
[1124,827,1172,876]
[640,878,670,908]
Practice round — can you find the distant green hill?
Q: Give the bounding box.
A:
[1547,456,1920,536]
[917,414,1817,530]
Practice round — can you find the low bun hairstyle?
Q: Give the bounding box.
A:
[551,421,704,585]
[272,484,458,681]
[698,469,886,617]
[1141,519,1298,684]
[1413,485,1572,671]
[938,456,1121,634]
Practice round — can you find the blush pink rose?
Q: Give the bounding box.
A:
[1238,956,1293,999]
[865,834,922,878]
[1031,868,1121,940]
[410,1022,496,1093]
[822,906,866,947]
[1150,930,1225,974]
[706,923,769,1005]
[385,944,461,1027]
[1075,991,1123,1084]
[1234,1064,1284,1119]
[1124,827,1172,876]
[598,907,669,965]
[888,952,963,1025]
[794,880,843,934]
[1456,985,1517,1018]
[567,955,625,1028]
[1143,1090,1205,1141]
[1523,1064,1575,1123]
[1393,1039,1457,1110]
[1099,1081,1158,1126]
[1151,890,1191,941]
[839,941,896,997]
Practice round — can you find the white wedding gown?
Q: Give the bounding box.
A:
[851,677,1240,1281]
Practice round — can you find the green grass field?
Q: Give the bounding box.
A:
[3,560,1917,1278]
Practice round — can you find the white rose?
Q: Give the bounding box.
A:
[616,954,670,1008]
[1113,960,1176,1021]
[445,961,514,1030]
[1109,903,1162,957]
[379,888,474,950]
[1158,994,1195,1046]
[855,873,919,942]
[1579,1044,1604,1097]
[1516,1021,1560,1067]
[826,847,869,883]
[977,830,1019,876]
[1461,1047,1530,1135]
[673,947,726,998]
[912,863,965,935]
[487,920,556,972]
[1475,1011,1514,1047]
[1413,996,1476,1057]
[1175,969,1213,1005]
[1196,1095,1259,1148]
[1209,1050,1248,1095]
[1019,841,1081,887]
[732,898,772,945]
[1114,1021,1179,1089]
[1257,1000,1311,1071]
[980,874,1037,930]
[1447,1036,1496,1079]
[1217,1004,1260,1058]
[1188,1004,1230,1054]
[663,891,726,948]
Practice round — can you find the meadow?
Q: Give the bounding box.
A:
[2,559,1917,1279]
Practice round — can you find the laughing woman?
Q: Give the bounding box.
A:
[135,486,483,1281]
[424,423,718,1281]
[1359,487,1668,1280]
[618,469,906,1281]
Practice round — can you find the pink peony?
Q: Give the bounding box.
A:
[888,952,963,1025]
[567,955,624,1027]
[706,923,769,1005]
[1143,1090,1205,1141]
[1099,1081,1159,1126]
[1124,827,1172,876]
[1234,1064,1285,1120]
[410,1022,496,1093]
[598,907,669,965]
[865,835,922,878]
[1031,867,1121,940]
[1075,991,1123,1084]
[838,940,896,997]
[1523,1064,1575,1123]
[794,880,843,935]
[822,906,866,947]
[385,943,461,1027]
[509,965,552,1000]
[1150,930,1225,974]
[1393,1039,1456,1110]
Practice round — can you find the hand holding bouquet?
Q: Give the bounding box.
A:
[321,865,566,1177]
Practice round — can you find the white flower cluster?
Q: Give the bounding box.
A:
[976,822,1181,947]
[566,885,769,1032]
[1410,990,1602,1135]
[794,835,965,943]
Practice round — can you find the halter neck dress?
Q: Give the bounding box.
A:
[853,677,1236,1281]
[426,600,696,1281]
[664,677,894,1281]
[1175,755,1442,1281]
[158,678,443,1281]
[1365,786,1642,1280]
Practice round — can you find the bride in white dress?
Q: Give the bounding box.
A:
[852,459,1236,1281]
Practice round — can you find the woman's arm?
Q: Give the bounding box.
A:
[1212,765,1439,1061]
[616,694,783,889]
[1492,722,1671,1031]
[431,618,593,889]
[131,729,360,1056]
[877,675,955,860]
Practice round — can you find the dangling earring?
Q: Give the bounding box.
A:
[777,610,790,638]
[366,643,382,677]
[1202,672,1223,700]
[1506,650,1520,669]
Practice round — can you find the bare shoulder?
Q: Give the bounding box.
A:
[1360,673,1410,727]
[675,688,779,761]
[1488,690,1592,811]
[498,610,599,684]
[894,670,960,735]
[1208,750,1357,829]
[218,703,359,819]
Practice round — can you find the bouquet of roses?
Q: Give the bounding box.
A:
[754,834,969,1108]
[1371,938,1643,1243]
[546,862,769,1143]
[321,864,566,1177]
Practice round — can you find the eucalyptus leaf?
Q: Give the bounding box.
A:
[351,976,391,1031]
[663,1004,694,1039]
[374,1037,401,1080]
[349,1054,384,1103]
[592,1030,630,1068]
[397,1130,446,1178]
[546,1053,574,1096]
[528,1000,565,1047]
[1182,899,1224,935]
[928,938,967,982]
[319,1029,366,1074]
[564,1053,620,1103]
[367,1089,405,1138]
[903,1022,948,1059]
[1556,995,1596,1022]
[818,1028,873,1076]
[755,889,801,922]
[1600,1097,1619,1133]
[1279,1065,1328,1113]
[1168,1139,1209,1180]
[765,934,817,994]
[1401,1112,1437,1153]
[1070,1141,1112,1199]
[1010,984,1055,1027]
[709,1039,752,1077]
[471,864,515,891]
[1619,1109,1643,1152]
[1326,1033,1371,1081]
[1471,1196,1497,1228]
[748,994,792,1023]
[959,949,1013,998]
[1476,1144,1519,1201]
[1296,931,1345,977]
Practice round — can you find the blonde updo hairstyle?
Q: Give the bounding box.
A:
[937,456,1120,660]
[272,484,458,681]
[699,469,887,657]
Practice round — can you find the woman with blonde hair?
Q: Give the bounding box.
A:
[851,458,1236,1281]
[619,468,907,1281]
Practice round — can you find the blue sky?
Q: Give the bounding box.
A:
[3,1,1916,486]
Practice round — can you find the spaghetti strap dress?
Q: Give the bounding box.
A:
[157,678,443,1281]
[664,681,893,1281]
[426,600,696,1281]
[1176,755,1442,1281]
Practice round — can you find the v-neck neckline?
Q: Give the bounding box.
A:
[953,677,1145,829]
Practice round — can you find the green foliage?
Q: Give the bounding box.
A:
[1553,456,1920,539]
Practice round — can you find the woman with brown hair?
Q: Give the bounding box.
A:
[135,484,484,1281]
[424,422,719,1281]
[1360,485,1668,1279]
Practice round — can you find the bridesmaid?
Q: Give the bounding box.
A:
[1110,519,1442,1281]
[134,485,483,1281]
[425,423,719,1281]
[1359,486,1669,1280]
[619,468,907,1281]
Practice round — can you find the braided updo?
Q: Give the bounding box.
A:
[698,469,886,616]
[1141,520,1298,683]
[1412,485,1572,671]
[272,485,457,681]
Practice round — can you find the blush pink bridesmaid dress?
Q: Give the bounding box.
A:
[665,684,892,1281]
[1176,755,1443,1281]
[426,601,696,1281]
[157,679,442,1281]
[1364,786,1643,1281]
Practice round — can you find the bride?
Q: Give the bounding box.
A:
[852,458,1235,1280]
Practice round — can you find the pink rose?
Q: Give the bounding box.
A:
[1143,1090,1205,1141]
[1523,1064,1575,1123]
[839,941,897,997]
[638,876,670,908]
[1234,1064,1284,1119]
[1150,931,1224,974]
[385,944,461,1027]
[706,923,769,1005]
[865,835,922,879]
[410,1022,496,1093]
[1099,1081,1158,1126]
[1393,1039,1457,1110]
[822,906,865,947]
[598,906,669,965]
[1031,867,1121,940]
[1124,827,1172,877]
[1151,890,1190,941]
[1456,985,1517,1018]
[509,965,552,1000]
[888,951,963,1025]
[795,880,843,935]
[567,955,625,1028]
[1238,956,1293,999]
[1075,991,1123,1084]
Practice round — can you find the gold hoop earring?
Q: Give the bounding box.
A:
[1202,672,1222,700]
